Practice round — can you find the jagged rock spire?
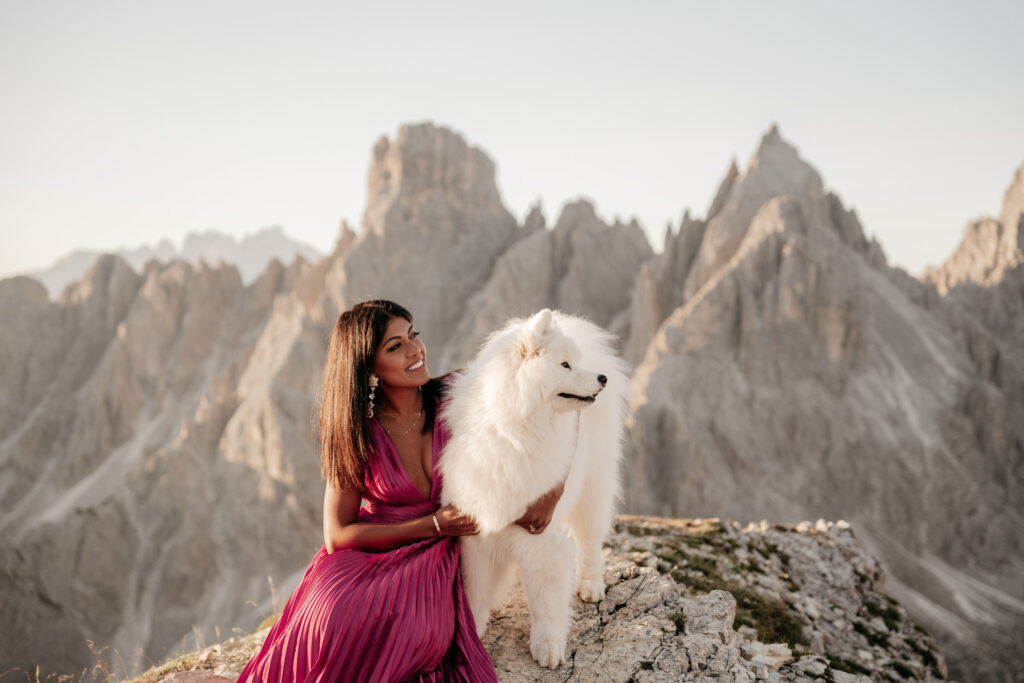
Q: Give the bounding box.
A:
[924,160,1024,293]
[706,158,740,222]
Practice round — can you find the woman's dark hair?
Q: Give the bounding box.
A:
[319,300,444,491]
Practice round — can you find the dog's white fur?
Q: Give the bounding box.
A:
[439,309,627,669]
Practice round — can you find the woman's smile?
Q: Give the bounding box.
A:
[374,316,430,386]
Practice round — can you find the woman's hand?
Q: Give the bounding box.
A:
[515,480,565,535]
[434,504,480,537]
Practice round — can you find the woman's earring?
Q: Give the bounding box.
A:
[368,374,379,418]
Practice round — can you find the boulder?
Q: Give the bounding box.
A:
[127,516,949,683]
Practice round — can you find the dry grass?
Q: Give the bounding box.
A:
[0,641,126,683]
[1,616,275,683]
[125,625,273,683]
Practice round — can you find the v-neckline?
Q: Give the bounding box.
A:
[375,419,436,501]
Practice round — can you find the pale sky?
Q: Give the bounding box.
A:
[1,0,1022,279]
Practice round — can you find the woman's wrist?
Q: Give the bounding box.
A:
[432,512,443,536]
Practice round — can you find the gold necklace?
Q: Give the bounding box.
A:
[380,404,423,437]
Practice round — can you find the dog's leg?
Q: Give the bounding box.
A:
[516,530,575,669]
[568,488,614,602]
[460,535,506,638]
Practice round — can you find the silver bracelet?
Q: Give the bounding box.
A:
[432,512,442,536]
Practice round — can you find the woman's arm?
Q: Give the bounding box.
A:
[514,478,566,535]
[323,483,479,553]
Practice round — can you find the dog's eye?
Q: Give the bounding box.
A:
[561,361,571,370]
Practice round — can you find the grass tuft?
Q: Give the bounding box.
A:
[127,652,203,683]
[738,561,764,574]
[864,599,901,631]
[905,637,938,668]
[853,619,889,648]
[827,654,872,676]
[658,544,716,576]
[670,567,807,649]
[891,660,917,679]
[669,611,686,633]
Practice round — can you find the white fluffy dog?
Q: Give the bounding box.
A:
[439,309,627,668]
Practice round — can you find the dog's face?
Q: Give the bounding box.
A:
[517,309,607,414]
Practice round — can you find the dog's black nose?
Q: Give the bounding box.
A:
[597,374,607,386]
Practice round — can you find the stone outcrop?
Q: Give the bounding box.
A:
[123,517,949,683]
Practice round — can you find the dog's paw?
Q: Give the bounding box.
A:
[529,639,566,669]
[577,578,605,603]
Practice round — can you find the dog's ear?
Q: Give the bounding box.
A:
[519,309,554,359]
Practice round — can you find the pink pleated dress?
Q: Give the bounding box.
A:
[236,405,498,683]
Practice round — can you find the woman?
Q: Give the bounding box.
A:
[237,300,562,682]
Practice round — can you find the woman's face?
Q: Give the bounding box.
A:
[372,316,429,389]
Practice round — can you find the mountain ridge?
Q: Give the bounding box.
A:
[15,225,322,300]
[0,121,1020,681]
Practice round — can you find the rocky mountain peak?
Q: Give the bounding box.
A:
[0,274,48,307]
[755,122,782,149]
[622,126,860,368]
[678,125,826,302]
[0,277,62,436]
[663,217,679,252]
[60,253,140,306]
[523,200,547,233]
[22,228,320,299]
[332,122,523,358]
[706,158,740,222]
[551,198,600,232]
[998,160,1024,239]
[331,220,358,258]
[625,146,1024,681]
[744,124,824,202]
[437,196,653,369]
[362,122,505,239]
[923,161,1024,293]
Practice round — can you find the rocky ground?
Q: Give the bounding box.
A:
[112,515,948,683]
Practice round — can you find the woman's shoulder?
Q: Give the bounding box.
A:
[426,371,464,402]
